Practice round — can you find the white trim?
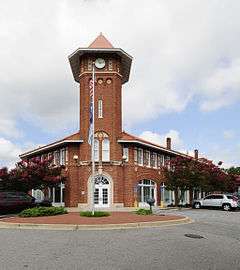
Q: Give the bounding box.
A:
[20,140,83,158]
[79,71,122,79]
[118,139,189,157]
[68,48,133,61]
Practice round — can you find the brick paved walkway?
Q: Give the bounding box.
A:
[1,212,184,225]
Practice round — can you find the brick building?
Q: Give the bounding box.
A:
[20,34,197,209]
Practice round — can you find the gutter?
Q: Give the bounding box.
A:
[19,140,83,158]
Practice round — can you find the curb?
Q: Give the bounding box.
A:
[0,217,192,231]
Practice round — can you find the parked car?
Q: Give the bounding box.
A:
[193,194,239,211]
[0,191,36,214]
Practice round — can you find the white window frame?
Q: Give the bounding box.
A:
[137,148,143,166]
[160,155,165,166]
[54,150,60,166]
[146,150,150,167]
[165,156,171,169]
[60,148,66,165]
[98,99,103,118]
[153,152,157,168]
[102,138,110,162]
[123,147,129,162]
[134,148,138,164]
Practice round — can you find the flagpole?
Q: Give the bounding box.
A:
[91,62,95,215]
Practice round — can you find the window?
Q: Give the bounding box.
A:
[94,139,99,162]
[165,156,171,169]
[160,155,165,166]
[123,147,129,162]
[213,195,223,199]
[60,148,66,165]
[157,154,161,168]
[54,150,60,166]
[137,148,143,165]
[98,99,103,118]
[146,151,150,167]
[102,138,110,161]
[134,148,138,164]
[153,153,157,168]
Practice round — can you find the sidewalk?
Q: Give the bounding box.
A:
[0,212,192,230]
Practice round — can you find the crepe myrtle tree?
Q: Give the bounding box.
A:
[162,156,204,206]
[0,157,65,193]
[224,166,240,193]
[162,156,234,206]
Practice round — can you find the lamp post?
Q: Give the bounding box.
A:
[160,182,165,208]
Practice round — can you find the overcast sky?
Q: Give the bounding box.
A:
[0,0,240,168]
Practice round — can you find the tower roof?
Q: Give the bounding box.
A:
[68,34,132,84]
[88,33,114,49]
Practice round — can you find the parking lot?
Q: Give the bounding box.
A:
[0,209,240,270]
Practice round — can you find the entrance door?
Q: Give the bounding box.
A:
[138,179,156,207]
[94,176,110,208]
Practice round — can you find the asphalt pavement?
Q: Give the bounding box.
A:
[0,209,239,270]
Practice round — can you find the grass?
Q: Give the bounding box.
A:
[135,208,152,215]
[80,211,110,217]
[19,206,67,217]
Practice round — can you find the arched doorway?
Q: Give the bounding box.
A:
[94,175,110,208]
[138,179,157,207]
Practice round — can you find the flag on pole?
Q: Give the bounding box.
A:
[88,78,94,145]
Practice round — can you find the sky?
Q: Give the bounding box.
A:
[0,0,240,168]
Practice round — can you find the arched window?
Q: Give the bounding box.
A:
[94,139,99,161]
[102,138,110,161]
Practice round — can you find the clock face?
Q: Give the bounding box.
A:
[95,58,105,69]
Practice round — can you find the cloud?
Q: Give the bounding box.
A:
[223,130,235,140]
[0,0,240,133]
[0,137,22,168]
[139,130,184,150]
[205,144,240,169]
[0,137,37,168]
[200,58,240,111]
[0,0,240,167]
[0,119,22,139]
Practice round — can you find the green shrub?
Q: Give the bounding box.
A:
[80,211,110,217]
[135,208,152,215]
[19,206,67,217]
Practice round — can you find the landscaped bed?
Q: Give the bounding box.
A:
[19,206,67,217]
[80,211,110,217]
[1,212,185,225]
[135,208,152,215]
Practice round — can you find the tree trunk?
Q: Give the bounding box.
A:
[189,188,193,206]
[174,189,179,206]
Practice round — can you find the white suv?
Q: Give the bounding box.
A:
[193,194,239,211]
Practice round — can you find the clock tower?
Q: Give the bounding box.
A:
[68,33,132,162]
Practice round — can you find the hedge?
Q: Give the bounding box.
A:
[19,206,67,217]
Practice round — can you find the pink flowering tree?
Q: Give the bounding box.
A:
[0,158,65,193]
[162,156,234,206]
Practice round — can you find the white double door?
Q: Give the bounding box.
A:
[94,184,109,208]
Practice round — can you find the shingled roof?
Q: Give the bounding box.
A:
[88,33,114,48]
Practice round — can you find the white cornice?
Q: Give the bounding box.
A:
[20,140,83,158]
[117,139,189,158]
